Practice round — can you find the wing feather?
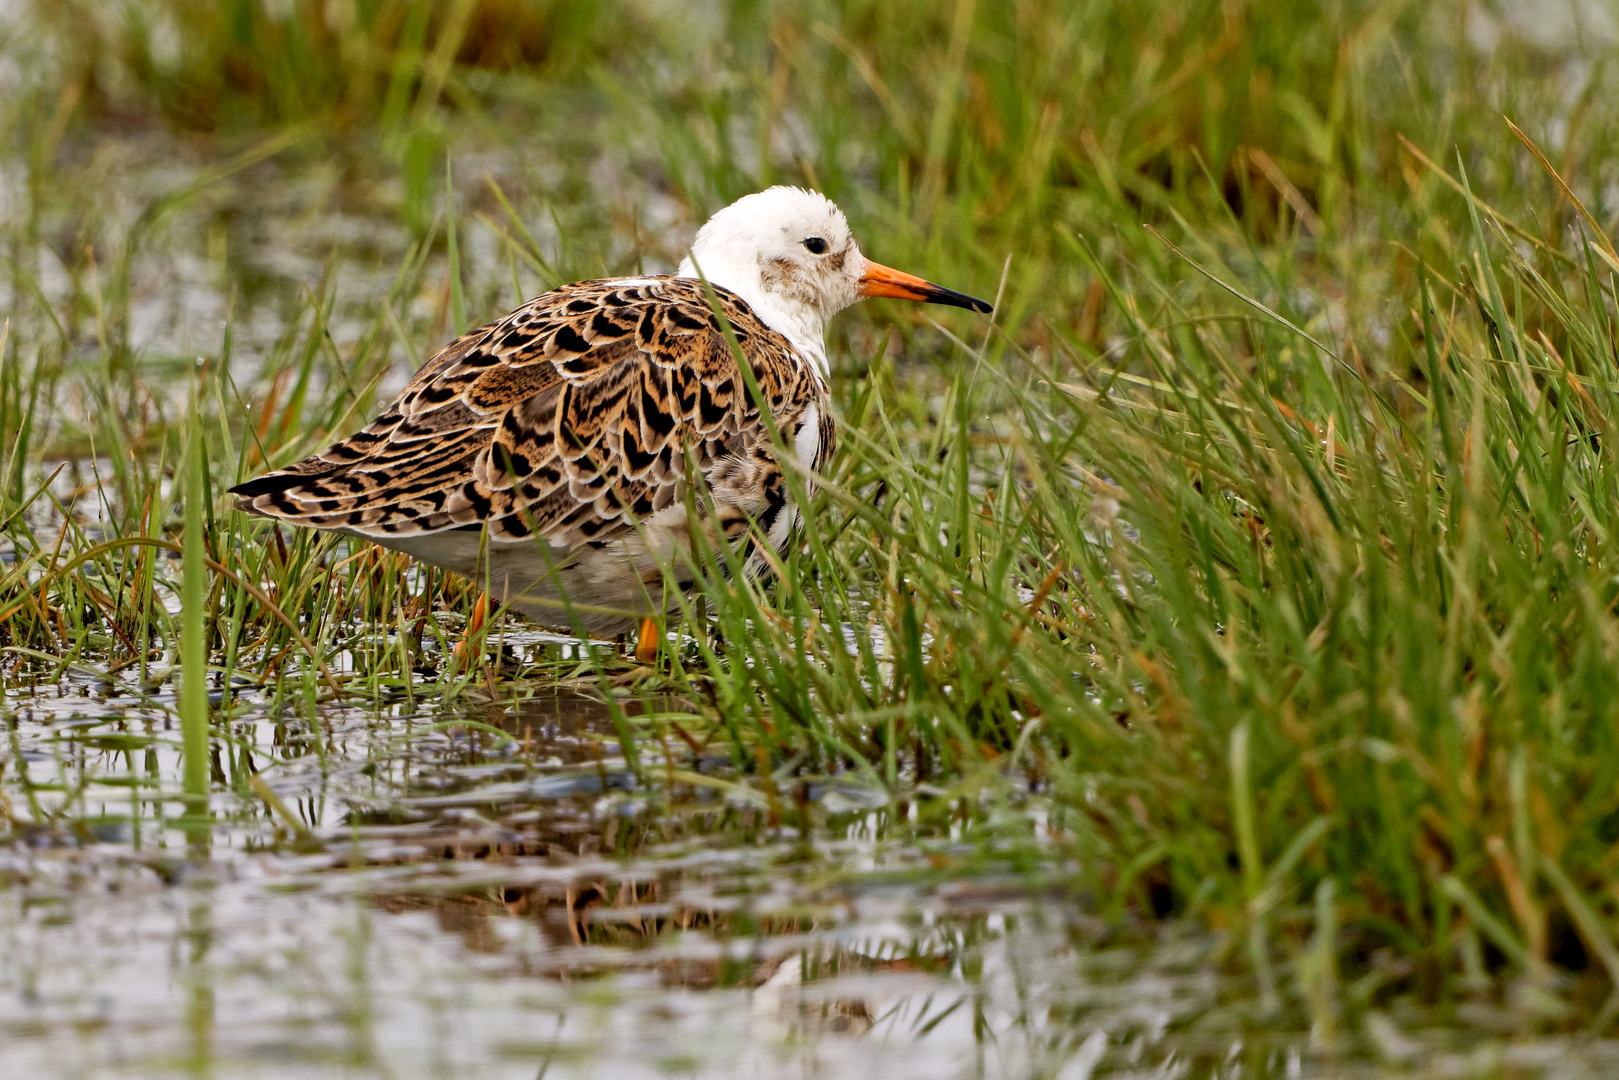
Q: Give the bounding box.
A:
[231,278,832,550]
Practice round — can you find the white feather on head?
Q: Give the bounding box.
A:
[677,186,867,377]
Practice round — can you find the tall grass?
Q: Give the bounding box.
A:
[179,375,209,834]
[7,0,1619,1031]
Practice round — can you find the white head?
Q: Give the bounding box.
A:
[676,186,990,377]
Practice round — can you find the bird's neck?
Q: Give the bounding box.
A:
[739,291,831,381]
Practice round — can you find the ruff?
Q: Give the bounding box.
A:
[231,186,991,636]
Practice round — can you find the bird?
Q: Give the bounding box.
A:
[230,186,991,651]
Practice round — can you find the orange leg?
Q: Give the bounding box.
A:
[634,616,659,664]
[452,591,490,669]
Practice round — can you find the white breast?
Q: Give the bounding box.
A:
[793,403,822,473]
[757,404,823,554]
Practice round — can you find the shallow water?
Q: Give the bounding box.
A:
[4,834,1082,1079]
[9,674,1619,1079]
[0,676,1153,1079]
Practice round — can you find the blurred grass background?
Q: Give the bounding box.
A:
[9,0,1619,1036]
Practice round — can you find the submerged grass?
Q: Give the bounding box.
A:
[7,0,1619,1048]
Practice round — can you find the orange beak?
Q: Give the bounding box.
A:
[858,260,992,313]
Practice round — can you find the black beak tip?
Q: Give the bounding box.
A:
[925,283,993,315]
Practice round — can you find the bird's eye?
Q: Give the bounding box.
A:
[802,237,829,254]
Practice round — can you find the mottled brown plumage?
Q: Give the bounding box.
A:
[232,187,988,635]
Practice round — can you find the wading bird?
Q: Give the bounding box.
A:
[231,187,990,655]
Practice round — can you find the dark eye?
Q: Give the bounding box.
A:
[802,237,829,254]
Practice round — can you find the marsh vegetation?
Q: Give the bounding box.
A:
[7,0,1619,1075]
